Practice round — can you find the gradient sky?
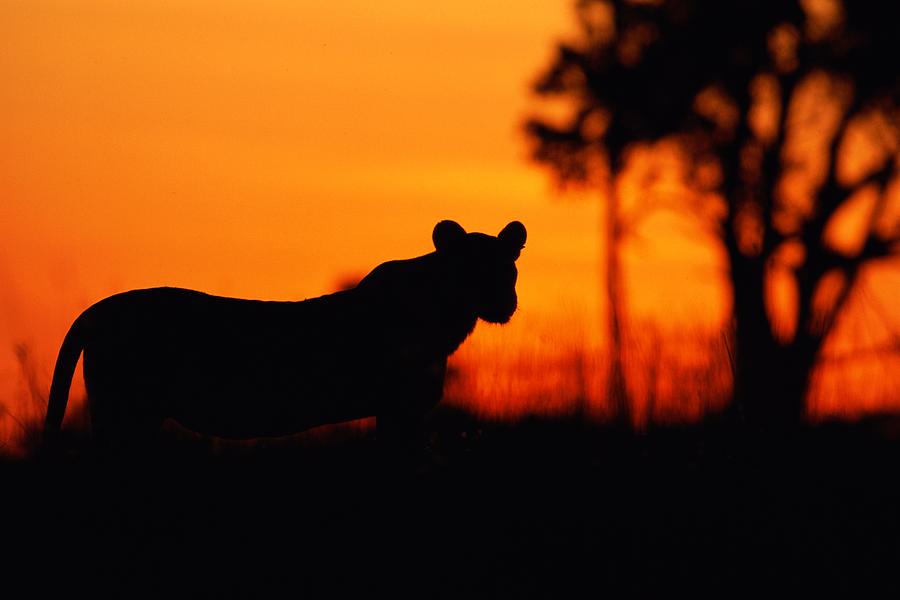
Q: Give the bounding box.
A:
[2,1,606,307]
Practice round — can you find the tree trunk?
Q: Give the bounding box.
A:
[729,254,816,430]
[605,187,629,425]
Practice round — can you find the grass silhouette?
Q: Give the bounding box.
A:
[6,405,900,596]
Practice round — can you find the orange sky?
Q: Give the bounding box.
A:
[1,1,606,305]
[3,1,895,446]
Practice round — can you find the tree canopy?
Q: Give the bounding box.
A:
[527,0,900,426]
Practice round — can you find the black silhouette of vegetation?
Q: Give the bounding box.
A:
[527,0,900,427]
[9,408,900,596]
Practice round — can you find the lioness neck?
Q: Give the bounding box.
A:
[355,253,479,358]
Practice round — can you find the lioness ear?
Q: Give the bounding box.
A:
[433,220,467,253]
[498,221,527,251]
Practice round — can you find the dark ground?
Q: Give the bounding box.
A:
[5,408,900,598]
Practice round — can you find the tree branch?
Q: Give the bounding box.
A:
[814,158,898,340]
[801,93,866,251]
[761,71,801,256]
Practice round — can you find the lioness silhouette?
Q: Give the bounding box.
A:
[44,220,526,452]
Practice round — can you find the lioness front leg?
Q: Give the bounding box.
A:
[376,359,446,458]
[376,409,429,457]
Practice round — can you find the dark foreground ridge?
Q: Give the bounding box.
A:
[8,409,900,598]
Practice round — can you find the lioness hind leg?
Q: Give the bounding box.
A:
[87,389,164,458]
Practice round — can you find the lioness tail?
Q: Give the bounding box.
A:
[43,313,87,446]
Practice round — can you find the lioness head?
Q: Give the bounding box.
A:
[432,220,527,324]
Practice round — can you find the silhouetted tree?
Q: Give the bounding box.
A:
[527,0,900,428]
